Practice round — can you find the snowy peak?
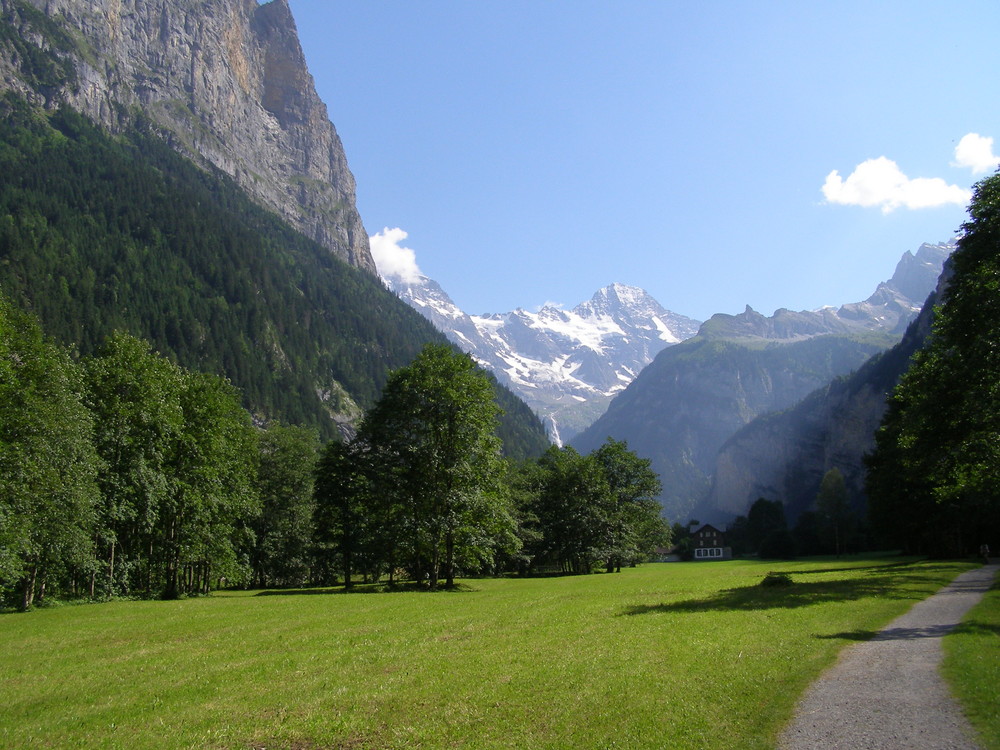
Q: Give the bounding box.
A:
[462,285,700,442]
[382,277,701,443]
[578,282,658,317]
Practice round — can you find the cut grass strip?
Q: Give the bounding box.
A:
[0,556,975,749]
[943,570,1000,750]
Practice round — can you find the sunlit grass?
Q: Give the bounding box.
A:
[0,557,976,749]
[943,576,1000,750]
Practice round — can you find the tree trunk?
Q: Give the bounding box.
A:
[21,564,37,611]
[429,535,441,590]
[108,539,115,595]
[445,531,455,588]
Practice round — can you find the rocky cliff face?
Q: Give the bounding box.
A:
[0,0,374,271]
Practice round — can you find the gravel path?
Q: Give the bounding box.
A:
[779,562,998,750]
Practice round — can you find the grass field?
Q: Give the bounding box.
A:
[0,557,986,749]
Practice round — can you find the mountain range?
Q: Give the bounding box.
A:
[385,273,700,443]
[571,240,953,522]
[0,0,958,525]
[388,238,951,464]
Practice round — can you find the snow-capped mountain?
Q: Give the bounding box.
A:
[384,277,701,443]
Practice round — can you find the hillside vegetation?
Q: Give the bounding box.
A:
[574,331,896,521]
[0,94,547,453]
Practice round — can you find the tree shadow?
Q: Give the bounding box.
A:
[788,560,925,576]
[815,619,1000,642]
[254,582,477,597]
[951,619,1000,637]
[620,575,918,616]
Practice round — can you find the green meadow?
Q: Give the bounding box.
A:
[0,557,990,750]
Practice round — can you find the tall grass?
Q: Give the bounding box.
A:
[0,557,976,749]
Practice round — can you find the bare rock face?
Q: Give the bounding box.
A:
[3,0,374,271]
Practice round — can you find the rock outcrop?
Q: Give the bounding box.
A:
[0,0,374,271]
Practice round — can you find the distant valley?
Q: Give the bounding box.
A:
[390,239,954,521]
[573,240,953,522]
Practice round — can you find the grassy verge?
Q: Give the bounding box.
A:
[943,569,1000,750]
[0,556,974,749]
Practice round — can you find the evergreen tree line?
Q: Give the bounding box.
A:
[1,304,669,609]
[0,94,548,457]
[667,468,860,562]
[865,171,1000,557]
[721,471,862,559]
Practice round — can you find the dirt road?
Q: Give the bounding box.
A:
[779,563,998,750]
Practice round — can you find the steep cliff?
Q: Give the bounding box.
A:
[0,0,374,271]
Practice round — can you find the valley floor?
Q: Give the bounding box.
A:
[0,557,993,749]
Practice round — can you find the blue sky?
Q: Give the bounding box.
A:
[290,1,1000,322]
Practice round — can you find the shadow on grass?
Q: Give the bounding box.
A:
[254,582,477,597]
[815,619,1000,642]
[788,560,925,576]
[620,575,919,616]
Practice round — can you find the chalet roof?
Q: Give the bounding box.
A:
[693,523,724,537]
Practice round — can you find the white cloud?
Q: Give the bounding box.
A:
[822,156,970,213]
[536,301,566,312]
[952,133,1000,174]
[369,227,423,284]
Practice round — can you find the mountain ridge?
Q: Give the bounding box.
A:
[571,240,953,521]
[700,260,951,526]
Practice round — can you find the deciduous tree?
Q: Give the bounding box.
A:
[252,423,319,587]
[0,295,100,609]
[357,344,512,588]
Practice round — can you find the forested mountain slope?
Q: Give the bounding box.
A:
[0,0,549,455]
[0,96,548,455]
[705,284,941,524]
[572,241,949,522]
[573,331,895,521]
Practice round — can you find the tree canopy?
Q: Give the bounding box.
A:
[353,344,513,588]
[866,171,1000,556]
